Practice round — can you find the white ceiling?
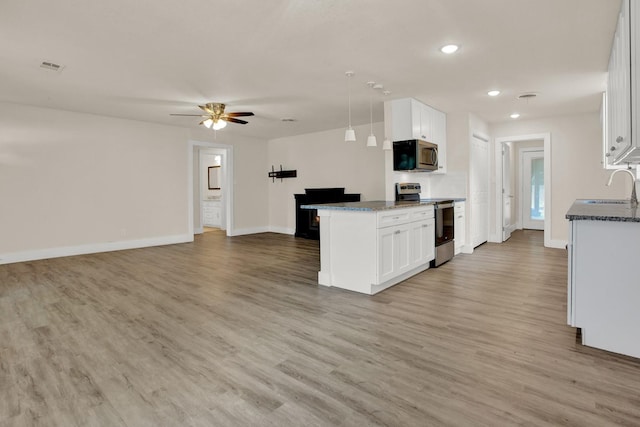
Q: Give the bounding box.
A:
[0,0,622,140]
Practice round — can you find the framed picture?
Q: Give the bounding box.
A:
[208,166,221,190]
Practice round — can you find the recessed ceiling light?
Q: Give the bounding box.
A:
[440,44,459,54]
[487,90,501,97]
[510,113,520,119]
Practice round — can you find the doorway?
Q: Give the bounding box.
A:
[494,133,552,248]
[188,140,234,236]
[502,142,515,241]
[521,150,544,230]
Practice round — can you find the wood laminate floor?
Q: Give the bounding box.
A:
[1,230,639,426]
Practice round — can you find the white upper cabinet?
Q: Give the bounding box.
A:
[605,0,640,165]
[384,98,447,173]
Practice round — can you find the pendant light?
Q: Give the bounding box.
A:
[366,81,377,147]
[344,71,356,142]
[381,89,392,150]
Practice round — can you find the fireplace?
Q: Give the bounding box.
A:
[294,188,360,240]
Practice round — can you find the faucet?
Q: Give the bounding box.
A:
[607,168,638,208]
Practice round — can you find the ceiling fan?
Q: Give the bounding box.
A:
[170,103,254,130]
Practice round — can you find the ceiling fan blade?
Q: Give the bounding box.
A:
[225,112,254,117]
[170,113,208,117]
[199,104,214,114]
[223,117,249,125]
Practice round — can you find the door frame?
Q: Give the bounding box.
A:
[502,142,515,241]
[187,140,234,236]
[520,149,545,230]
[494,133,555,248]
[470,132,490,249]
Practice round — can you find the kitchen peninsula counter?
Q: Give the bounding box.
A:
[566,199,640,359]
[302,198,465,212]
[302,202,438,295]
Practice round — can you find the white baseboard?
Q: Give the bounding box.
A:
[546,239,567,249]
[228,226,295,236]
[228,226,271,236]
[0,234,193,265]
[268,226,295,235]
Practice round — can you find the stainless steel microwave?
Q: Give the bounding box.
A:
[392,139,438,171]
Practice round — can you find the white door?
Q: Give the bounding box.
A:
[522,150,545,230]
[470,135,489,248]
[502,143,514,241]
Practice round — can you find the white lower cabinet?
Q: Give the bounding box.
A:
[410,219,435,266]
[454,202,466,255]
[377,224,411,284]
[568,219,640,358]
[317,205,435,295]
[202,200,221,227]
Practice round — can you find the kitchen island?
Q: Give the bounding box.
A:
[566,199,640,358]
[302,201,438,295]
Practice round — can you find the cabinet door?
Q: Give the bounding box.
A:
[607,0,632,164]
[410,219,435,266]
[419,103,432,141]
[377,224,411,283]
[387,98,419,141]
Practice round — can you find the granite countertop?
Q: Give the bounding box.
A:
[420,197,467,203]
[566,199,640,222]
[302,198,465,212]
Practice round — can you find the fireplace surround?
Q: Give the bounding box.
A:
[294,188,360,240]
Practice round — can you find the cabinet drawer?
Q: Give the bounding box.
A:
[454,203,464,213]
[410,207,434,221]
[377,209,412,228]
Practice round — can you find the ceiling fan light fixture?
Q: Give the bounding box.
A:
[212,119,227,130]
[202,118,214,128]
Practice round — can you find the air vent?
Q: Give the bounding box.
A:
[281,118,297,122]
[518,92,537,100]
[40,61,64,72]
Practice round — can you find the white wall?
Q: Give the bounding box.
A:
[0,102,190,262]
[491,112,627,243]
[267,122,386,234]
[0,101,272,263]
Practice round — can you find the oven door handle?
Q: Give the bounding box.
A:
[434,202,454,209]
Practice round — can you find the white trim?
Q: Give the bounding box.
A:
[188,140,234,237]
[494,133,552,247]
[228,227,271,236]
[0,234,192,265]
[269,226,295,235]
[194,226,204,235]
[547,239,567,249]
